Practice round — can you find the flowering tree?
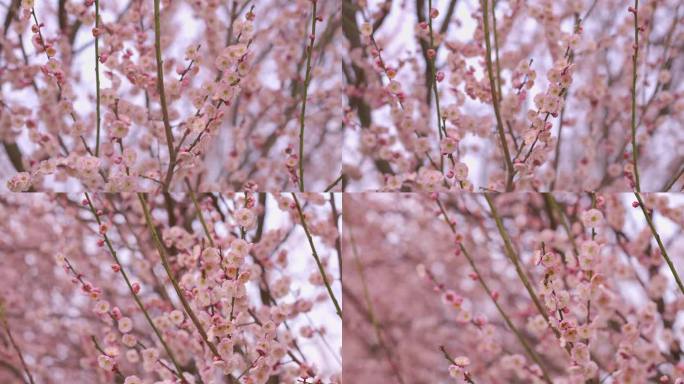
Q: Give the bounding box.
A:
[0,192,341,383]
[343,0,684,192]
[343,192,684,383]
[4,0,684,383]
[1,0,342,192]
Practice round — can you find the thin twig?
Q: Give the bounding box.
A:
[186,179,215,247]
[439,346,475,384]
[154,0,177,190]
[492,0,503,102]
[298,0,318,192]
[630,0,641,192]
[94,0,101,157]
[484,194,549,320]
[90,335,125,380]
[662,163,684,191]
[137,194,228,365]
[634,193,684,295]
[324,173,344,192]
[427,0,447,141]
[435,199,552,383]
[481,0,514,191]
[30,8,96,158]
[291,193,342,318]
[484,193,572,353]
[84,194,188,383]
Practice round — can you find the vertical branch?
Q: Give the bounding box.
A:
[634,193,684,295]
[630,0,641,192]
[481,0,514,191]
[137,194,226,363]
[550,103,566,190]
[435,199,552,384]
[427,0,446,141]
[291,193,342,318]
[484,194,551,325]
[154,0,177,191]
[84,194,188,383]
[94,0,101,157]
[491,0,503,101]
[298,0,318,192]
[186,179,215,248]
[550,14,580,191]
[426,0,456,174]
[329,193,342,277]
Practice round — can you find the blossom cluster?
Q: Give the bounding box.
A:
[1,0,342,192]
[343,0,684,192]
[0,192,341,383]
[343,192,684,383]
